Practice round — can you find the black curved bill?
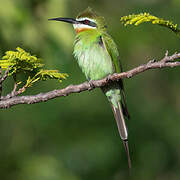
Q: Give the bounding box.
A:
[48,17,78,24]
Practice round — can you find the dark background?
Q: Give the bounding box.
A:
[0,0,180,179]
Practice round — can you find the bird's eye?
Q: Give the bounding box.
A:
[79,19,97,27]
[83,20,90,25]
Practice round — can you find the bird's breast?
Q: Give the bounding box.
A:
[73,38,113,80]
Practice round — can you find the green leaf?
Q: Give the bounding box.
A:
[0,47,68,92]
[0,47,44,75]
[120,13,180,38]
[37,69,68,82]
[25,69,68,88]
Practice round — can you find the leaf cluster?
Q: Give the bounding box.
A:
[0,47,68,89]
[0,47,43,75]
[25,69,68,88]
[120,12,180,37]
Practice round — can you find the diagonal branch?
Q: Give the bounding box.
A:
[0,67,2,97]
[0,67,9,84]
[0,67,9,99]
[0,52,180,109]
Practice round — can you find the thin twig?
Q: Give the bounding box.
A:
[0,67,9,99]
[0,67,2,97]
[3,82,18,99]
[0,52,179,109]
[0,68,9,84]
[1,85,27,100]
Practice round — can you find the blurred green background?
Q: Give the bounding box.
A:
[0,0,180,179]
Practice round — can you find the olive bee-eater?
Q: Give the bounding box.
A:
[49,7,131,169]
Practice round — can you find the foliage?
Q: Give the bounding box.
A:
[0,47,43,75]
[25,69,68,88]
[0,47,68,89]
[120,12,180,37]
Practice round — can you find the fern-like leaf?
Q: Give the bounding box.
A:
[0,47,43,75]
[120,13,180,37]
[37,69,68,81]
[25,70,68,88]
[0,47,68,93]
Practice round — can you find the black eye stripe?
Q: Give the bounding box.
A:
[79,20,97,27]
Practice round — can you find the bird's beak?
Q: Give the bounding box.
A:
[48,17,78,24]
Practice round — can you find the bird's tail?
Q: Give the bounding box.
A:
[111,102,132,169]
[101,84,131,169]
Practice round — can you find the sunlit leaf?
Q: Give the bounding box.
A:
[0,47,68,92]
[120,13,180,37]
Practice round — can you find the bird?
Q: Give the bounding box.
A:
[49,7,131,169]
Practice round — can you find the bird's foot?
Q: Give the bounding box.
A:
[88,80,95,90]
[106,74,112,83]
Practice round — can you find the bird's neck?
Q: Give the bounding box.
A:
[75,29,102,47]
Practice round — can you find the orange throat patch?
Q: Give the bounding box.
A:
[75,27,92,33]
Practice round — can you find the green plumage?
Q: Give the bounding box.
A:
[49,7,131,169]
[73,8,131,168]
[74,30,113,80]
[73,8,123,109]
[74,29,122,108]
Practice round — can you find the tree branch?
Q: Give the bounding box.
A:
[0,67,9,84]
[0,67,9,99]
[0,52,180,109]
[0,67,2,97]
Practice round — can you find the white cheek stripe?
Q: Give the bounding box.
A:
[73,24,96,30]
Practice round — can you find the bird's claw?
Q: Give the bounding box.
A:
[88,80,95,90]
[106,74,112,83]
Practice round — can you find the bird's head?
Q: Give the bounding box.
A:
[49,7,107,33]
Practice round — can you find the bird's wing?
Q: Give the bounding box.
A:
[101,34,130,119]
[101,34,121,73]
